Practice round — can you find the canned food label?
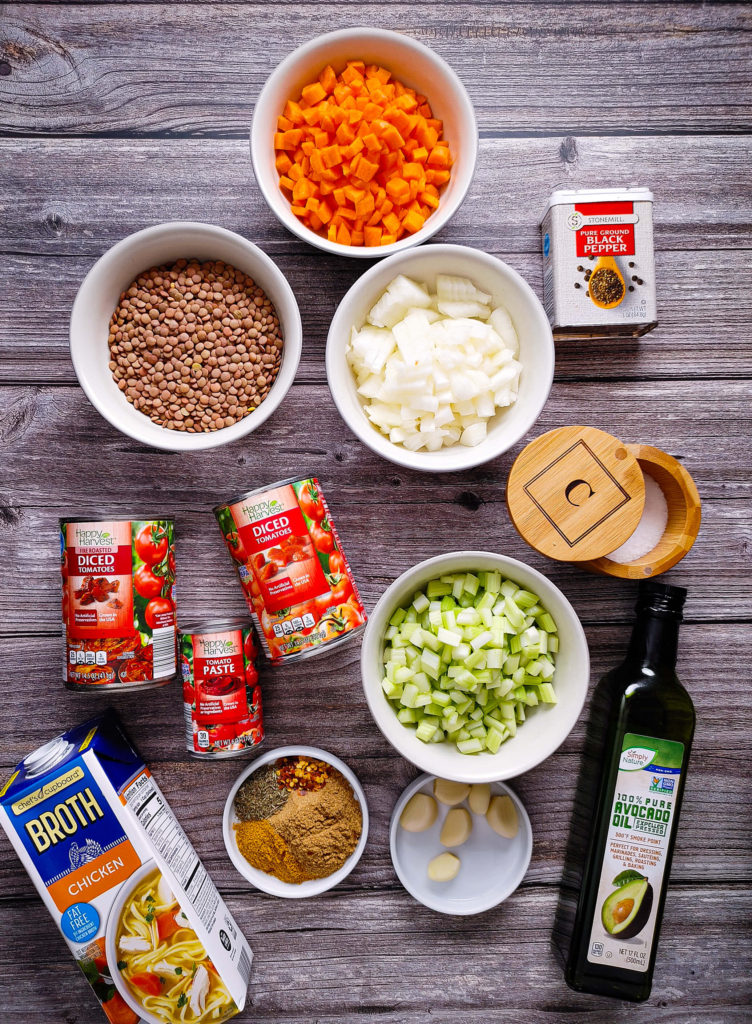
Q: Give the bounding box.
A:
[232,485,328,613]
[193,630,247,721]
[65,522,135,639]
[61,519,177,688]
[181,627,264,755]
[216,478,367,663]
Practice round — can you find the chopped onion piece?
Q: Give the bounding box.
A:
[346,274,522,452]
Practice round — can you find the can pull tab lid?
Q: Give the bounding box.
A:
[24,736,75,778]
[506,425,646,561]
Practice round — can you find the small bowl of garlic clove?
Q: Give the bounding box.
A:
[389,773,532,915]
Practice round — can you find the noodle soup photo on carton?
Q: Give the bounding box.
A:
[0,711,252,1024]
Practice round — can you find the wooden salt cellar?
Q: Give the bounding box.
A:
[585,443,702,579]
[506,427,701,579]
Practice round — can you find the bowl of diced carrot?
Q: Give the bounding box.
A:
[251,28,478,257]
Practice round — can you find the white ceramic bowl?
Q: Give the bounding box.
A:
[390,774,532,915]
[361,551,589,783]
[250,28,477,258]
[105,860,167,1024]
[70,221,302,451]
[223,745,369,898]
[326,244,554,472]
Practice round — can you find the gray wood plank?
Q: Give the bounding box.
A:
[1,5,750,136]
[0,886,750,1023]
[0,621,750,890]
[2,248,752,384]
[3,137,751,256]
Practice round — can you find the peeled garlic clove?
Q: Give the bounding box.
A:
[427,851,461,882]
[433,778,470,806]
[400,793,438,832]
[468,783,491,816]
[487,794,519,838]
[440,807,472,848]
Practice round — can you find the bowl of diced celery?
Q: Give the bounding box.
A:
[361,551,590,782]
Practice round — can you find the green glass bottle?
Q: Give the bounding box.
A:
[562,580,696,1001]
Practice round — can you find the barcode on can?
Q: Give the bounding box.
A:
[152,625,176,679]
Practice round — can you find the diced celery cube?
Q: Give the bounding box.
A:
[463,573,480,596]
[389,607,407,627]
[397,707,417,725]
[420,648,441,679]
[427,579,452,599]
[416,721,437,743]
[457,737,484,754]
[431,690,451,707]
[470,629,492,651]
[513,589,540,610]
[485,728,505,753]
[401,683,419,708]
[437,627,462,647]
[412,591,430,614]
[538,683,557,704]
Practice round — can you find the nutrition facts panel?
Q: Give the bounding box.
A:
[123,771,220,932]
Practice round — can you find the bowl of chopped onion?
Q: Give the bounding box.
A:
[325,244,554,472]
[360,551,589,783]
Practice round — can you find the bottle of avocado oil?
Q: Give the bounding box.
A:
[561,580,695,1001]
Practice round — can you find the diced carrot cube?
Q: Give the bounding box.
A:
[353,155,379,182]
[383,211,401,234]
[402,162,422,180]
[278,175,294,191]
[351,229,365,245]
[402,210,425,234]
[380,233,397,245]
[336,222,351,245]
[275,152,293,174]
[419,190,440,209]
[277,115,292,132]
[317,200,333,224]
[301,81,327,105]
[319,64,337,94]
[321,145,343,168]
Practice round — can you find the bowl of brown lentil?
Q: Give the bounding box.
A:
[223,745,369,898]
[70,221,302,450]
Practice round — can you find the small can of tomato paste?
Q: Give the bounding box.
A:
[179,618,263,759]
[214,476,366,664]
[60,518,177,692]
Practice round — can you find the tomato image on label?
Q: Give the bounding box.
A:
[214,477,367,664]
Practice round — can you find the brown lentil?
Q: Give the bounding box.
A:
[108,259,284,433]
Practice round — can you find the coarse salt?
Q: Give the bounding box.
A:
[607,474,668,563]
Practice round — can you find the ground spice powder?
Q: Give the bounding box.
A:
[269,772,362,880]
[233,818,309,884]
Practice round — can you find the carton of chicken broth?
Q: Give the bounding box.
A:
[0,712,251,1023]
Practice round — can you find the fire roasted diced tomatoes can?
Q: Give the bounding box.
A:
[179,618,264,759]
[214,477,367,663]
[60,518,177,692]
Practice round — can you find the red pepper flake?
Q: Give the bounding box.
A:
[276,756,332,792]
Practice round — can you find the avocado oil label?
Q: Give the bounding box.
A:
[587,733,684,973]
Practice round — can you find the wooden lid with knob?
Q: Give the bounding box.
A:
[506,425,646,562]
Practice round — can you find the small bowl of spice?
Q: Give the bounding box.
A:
[70,221,302,451]
[223,745,369,897]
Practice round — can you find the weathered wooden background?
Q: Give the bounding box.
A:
[1,2,751,1022]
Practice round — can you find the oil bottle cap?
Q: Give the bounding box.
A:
[506,425,646,562]
[636,580,687,618]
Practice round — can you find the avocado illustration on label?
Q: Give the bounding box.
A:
[601,871,654,939]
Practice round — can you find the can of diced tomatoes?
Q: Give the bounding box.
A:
[214,477,367,664]
[60,518,177,692]
[179,618,264,759]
